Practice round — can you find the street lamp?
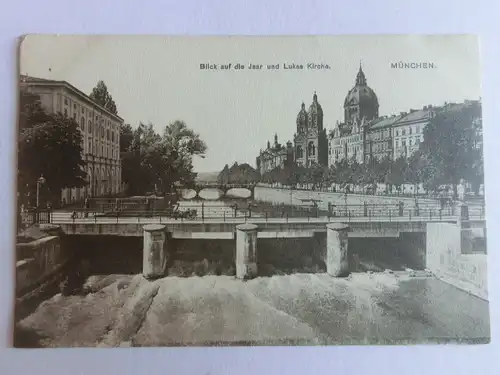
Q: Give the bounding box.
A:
[36,175,46,208]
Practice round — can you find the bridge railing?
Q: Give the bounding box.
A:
[20,209,52,225]
[52,202,486,224]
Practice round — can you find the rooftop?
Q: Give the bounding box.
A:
[20,75,124,122]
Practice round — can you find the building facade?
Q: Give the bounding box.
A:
[392,107,434,159]
[293,92,328,167]
[328,65,379,166]
[363,115,402,162]
[256,134,293,176]
[20,75,123,203]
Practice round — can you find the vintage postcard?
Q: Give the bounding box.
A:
[14,35,489,347]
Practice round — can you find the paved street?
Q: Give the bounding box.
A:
[16,273,489,347]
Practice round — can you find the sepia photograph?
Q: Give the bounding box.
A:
[13,35,489,347]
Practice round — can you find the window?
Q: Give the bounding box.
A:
[82,107,85,113]
[415,137,420,145]
[308,141,316,156]
[88,141,91,153]
[81,117,85,131]
[64,108,68,116]
[416,126,420,133]
[409,127,413,135]
[88,120,92,133]
[402,129,406,135]
[409,138,413,146]
[73,112,77,119]
[396,140,399,148]
[64,98,68,105]
[112,132,114,142]
[402,139,406,146]
[396,130,399,136]
[74,104,77,110]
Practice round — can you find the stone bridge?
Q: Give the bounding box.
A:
[54,216,480,238]
[183,182,257,200]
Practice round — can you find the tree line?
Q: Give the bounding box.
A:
[120,121,207,195]
[222,101,483,199]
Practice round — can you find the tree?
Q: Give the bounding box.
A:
[375,156,392,184]
[120,123,134,152]
[89,80,118,115]
[121,120,207,195]
[335,159,351,191]
[360,159,378,193]
[18,94,87,205]
[323,164,337,189]
[386,156,407,193]
[218,164,230,184]
[419,102,482,199]
[310,162,326,190]
[405,150,426,195]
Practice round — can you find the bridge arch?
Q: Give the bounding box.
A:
[192,183,256,200]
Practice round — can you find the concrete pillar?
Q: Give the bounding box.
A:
[460,203,470,222]
[325,223,350,277]
[235,223,258,279]
[142,224,168,279]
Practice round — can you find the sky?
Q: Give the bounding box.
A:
[20,35,481,172]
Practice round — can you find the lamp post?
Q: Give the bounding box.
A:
[36,175,46,208]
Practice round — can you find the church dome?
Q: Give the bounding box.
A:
[343,66,379,109]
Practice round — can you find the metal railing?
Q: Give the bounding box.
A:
[20,209,52,225]
[50,202,486,224]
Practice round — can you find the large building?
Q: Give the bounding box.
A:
[363,114,402,162]
[256,134,293,176]
[329,65,379,166]
[20,75,123,203]
[293,92,328,167]
[392,107,434,158]
[328,66,480,165]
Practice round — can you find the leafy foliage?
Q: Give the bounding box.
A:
[89,81,118,115]
[18,91,87,205]
[218,162,259,184]
[121,121,207,195]
[419,102,483,197]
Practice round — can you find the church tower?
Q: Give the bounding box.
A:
[293,92,328,167]
[343,64,379,124]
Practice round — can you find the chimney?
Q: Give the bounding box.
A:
[423,105,427,110]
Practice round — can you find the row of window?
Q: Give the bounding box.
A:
[340,135,362,145]
[63,108,119,143]
[84,139,119,159]
[395,125,420,137]
[62,97,119,143]
[395,136,421,148]
[370,129,390,140]
[330,124,422,140]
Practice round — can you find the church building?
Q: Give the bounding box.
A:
[293,92,328,167]
[329,65,380,166]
